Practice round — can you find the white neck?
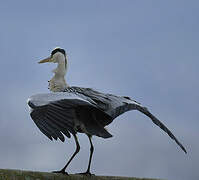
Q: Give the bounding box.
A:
[48,55,69,92]
[53,61,66,76]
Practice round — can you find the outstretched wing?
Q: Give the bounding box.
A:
[28,92,113,141]
[28,93,88,141]
[28,88,186,153]
[65,87,187,153]
[110,96,187,154]
[135,104,187,153]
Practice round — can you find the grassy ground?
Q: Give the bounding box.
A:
[0,169,161,180]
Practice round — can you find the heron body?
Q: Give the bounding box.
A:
[28,48,186,175]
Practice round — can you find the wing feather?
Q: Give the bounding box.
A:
[44,114,67,141]
[36,118,58,140]
[33,119,53,140]
[28,90,186,153]
[47,106,74,126]
[28,93,96,141]
[136,105,187,153]
[45,111,72,137]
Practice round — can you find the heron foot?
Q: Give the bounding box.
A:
[77,171,94,176]
[52,170,69,175]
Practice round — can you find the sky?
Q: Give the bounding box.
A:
[0,0,198,179]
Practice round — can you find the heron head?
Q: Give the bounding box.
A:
[38,47,67,65]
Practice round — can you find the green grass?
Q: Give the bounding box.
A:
[0,169,162,180]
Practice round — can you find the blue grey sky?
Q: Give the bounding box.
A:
[0,0,198,179]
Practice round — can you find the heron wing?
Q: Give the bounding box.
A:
[109,96,187,154]
[28,93,90,141]
[67,87,139,120]
[66,87,187,153]
[64,87,114,126]
[133,104,187,153]
[52,99,113,138]
[28,92,113,140]
[29,102,77,142]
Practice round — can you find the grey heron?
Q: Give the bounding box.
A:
[27,47,187,176]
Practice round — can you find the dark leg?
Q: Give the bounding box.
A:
[53,133,80,175]
[78,134,94,176]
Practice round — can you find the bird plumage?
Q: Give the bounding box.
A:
[28,86,187,153]
[28,47,187,175]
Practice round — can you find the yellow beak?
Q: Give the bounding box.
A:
[38,56,53,64]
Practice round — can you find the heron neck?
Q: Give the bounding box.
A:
[53,61,66,76]
[49,61,69,92]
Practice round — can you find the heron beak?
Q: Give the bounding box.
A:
[38,56,53,64]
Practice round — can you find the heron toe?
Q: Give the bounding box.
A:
[52,170,69,175]
[77,171,95,176]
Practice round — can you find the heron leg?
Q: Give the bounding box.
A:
[52,133,80,175]
[78,134,94,176]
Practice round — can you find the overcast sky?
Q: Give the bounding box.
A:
[0,0,198,180]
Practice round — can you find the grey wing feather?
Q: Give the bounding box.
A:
[69,87,110,110]
[28,89,186,153]
[54,98,113,138]
[30,105,70,142]
[29,98,82,141]
[69,87,187,153]
[117,98,187,154]
[135,105,187,154]
[28,92,113,140]
[75,106,113,138]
